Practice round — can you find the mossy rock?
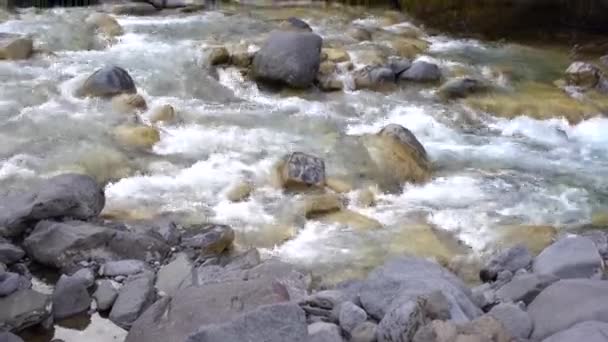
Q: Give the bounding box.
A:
[113,125,161,149]
[389,37,429,59]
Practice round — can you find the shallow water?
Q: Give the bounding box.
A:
[2,4,608,340]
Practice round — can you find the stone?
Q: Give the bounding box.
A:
[109,271,156,330]
[496,273,557,305]
[438,77,490,99]
[71,268,95,289]
[145,0,188,9]
[122,219,181,246]
[339,301,368,333]
[528,279,608,340]
[85,13,124,38]
[181,224,234,255]
[0,289,51,331]
[300,194,344,218]
[308,322,343,342]
[458,316,511,342]
[389,58,412,76]
[93,280,119,311]
[413,320,459,342]
[230,50,253,68]
[0,174,105,238]
[0,332,24,342]
[100,260,148,277]
[390,38,428,59]
[542,321,608,342]
[111,3,158,16]
[0,241,24,265]
[281,17,312,32]
[313,210,383,230]
[226,248,261,270]
[225,181,253,202]
[0,272,20,297]
[76,66,136,98]
[322,48,350,63]
[155,253,192,296]
[481,244,533,283]
[113,125,160,149]
[533,236,604,279]
[399,61,441,83]
[278,152,326,189]
[111,94,148,113]
[206,46,229,65]
[149,104,176,124]
[348,26,372,41]
[379,123,428,161]
[187,303,308,342]
[497,225,557,255]
[488,303,532,339]
[355,67,396,90]
[0,33,33,60]
[351,322,378,342]
[53,274,91,320]
[377,299,427,342]
[252,31,322,88]
[356,189,376,207]
[565,62,602,89]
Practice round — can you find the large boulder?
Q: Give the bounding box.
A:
[252,31,322,88]
[480,244,533,283]
[0,33,33,60]
[532,236,604,279]
[109,271,156,330]
[181,224,235,256]
[53,274,91,320]
[0,174,105,237]
[495,273,558,305]
[528,279,608,340]
[0,289,51,331]
[542,321,608,342]
[76,66,137,98]
[488,303,533,339]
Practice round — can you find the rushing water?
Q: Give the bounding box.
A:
[1,4,608,339]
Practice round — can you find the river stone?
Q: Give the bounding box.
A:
[100,260,148,277]
[187,303,308,342]
[0,173,105,237]
[438,77,490,99]
[71,268,95,289]
[85,13,124,38]
[181,224,234,255]
[109,271,156,330]
[355,66,396,90]
[413,320,459,342]
[111,93,148,113]
[339,301,368,333]
[111,3,158,16]
[565,61,602,89]
[93,280,119,311]
[121,219,181,246]
[308,322,343,342]
[378,298,427,342]
[399,61,441,83]
[252,31,322,88]
[389,58,412,76]
[496,273,557,305]
[458,315,511,342]
[0,241,24,265]
[149,104,176,124]
[0,33,33,60]
[280,17,312,32]
[77,66,136,98]
[0,272,20,297]
[279,152,326,189]
[155,253,192,296]
[481,244,533,283]
[53,274,91,320]
[379,123,427,161]
[488,303,532,339]
[347,26,372,41]
[0,289,51,331]
[542,321,608,342]
[351,322,378,342]
[533,236,603,279]
[0,332,24,342]
[528,279,608,340]
[206,46,229,65]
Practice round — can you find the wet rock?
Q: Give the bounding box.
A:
[111,3,158,16]
[497,225,557,255]
[225,181,253,202]
[252,31,322,88]
[122,219,181,246]
[318,76,344,92]
[399,61,441,83]
[0,33,33,60]
[542,321,608,342]
[379,123,428,161]
[0,241,24,265]
[93,280,118,311]
[322,48,350,63]
[308,322,343,342]
[155,253,192,296]
[0,272,20,297]
[111,93,148,113]
[187,303,308,342]
[348,26,372,41]
[109,271,156,330]
[281,17,312,32]
[230,50,253,68]
[325,178,353,194]
[389,38,428,59]
[389,58,412,77]
[533,236,603,279]
[85,13,123,38]
[206,46,229,65]
[488,303,532,339]
[377,298,427,342]
[278,152,326,189]
[413,320,458,342]
[76,66,136,98]
[339,301,367,333]
[0,174,105,238]
[181,224,234,255]
[145,0,188,9]
[53,274,91,320]
[355,66,396,90]
[565,61,602,89]
[100,260,148,277]
[300,194,344,218]
[225,248,261,270]
[438,77,490,99]
[351,322,378,342]
[314,209,382,230]
[71,268,95,289]
[0,332,24,342]
[528,279,608,340]
[459,315,511,342]
[113,125,160,149]
[149,104,176,124]
[0,289,51,331]
[496,273,557,305]
[355,189,376,207]
[481,244,533,283]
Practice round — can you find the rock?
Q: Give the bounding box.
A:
[93,280,119,311]
[351,322,378,342]
[348,26,372,41]
[85,13,124,38]
[528,279,608,340]
[252,31,322,88]
[53,274,91,320]
[226,248,261,270]
[379,123,428,161]
[0,272,20,297]
[355,189,376,207]
[76,66,136,98]
[496,273,557,305]
[0,173,105,238]
[413,320,459,342]
[533,236,603,279]
[155,253,192,296]
[0,241,24,265]
[389,58,412,76]
[300,194,343,218]
[149,104,176,124]
[230,50,253,68]
[438,77,490,99]
[542,321,608,342]
[100,260,148,277]
[308,322,343,342]
[458,315,511,342]
[481,245,533,283]
[111,3,158,16]
[187,303,308,342]
[71,268,96,289]
[278,152,326,189]
[113,125,160,149]
[497,225,557,255]
[281,17,312,32]
[206,46,229,65]
[126,219,180,246]
[399,61,441,83]
[339,301,368,333]
[109,271,156,330]
[314,209,382,230]
[111,94,148,113]
[181,224,234,255]
[318,60,336,76]
[0,33,33,60]
[565,62,602,89]
[355,66,396,90]
[390,38,428,59]
[322,48,350,63]
[0,289,51,331]
[0,332,24,342]
[377,298,427,342]
[488,303,532,339]
[325,178,353,194]
[225,181,253,202]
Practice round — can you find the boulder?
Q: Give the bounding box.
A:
[480,244,533,283]
[149,104,176,124]
[109,271,156,330]
[351,322,378,342]
[458,315,511,342]
[93,280,119,311]
[347,26,372,41]
[111,94,148,113]
[488,303,533,339]
[528,279,608,340]
[144,0,188,9]
[0,241,24,265]
[300,194,343,218]
[0,33,33,60]
[100,260,148,277]
[377,298,427,342]
[53,274,91,320]
[339,301,368,333]
[280,17,312,32]
[495,273,557,305]
[308,322,343,342]
[542,321,608,342]
[155,253,192,296]
[252,31,322,88]
[438,77,490,99]
[313,209,383,230]
[181,224,234,255]
[399,61,441,83]
[113,125,160,149]
[205,46,229,66]
[225,181,253,202]
[322,48,350,63]
[230,50,253,68]
[71,268,96,289]
[0,332,24,342]
[118,219,181,246]
[0,174,105,237]
[413,320,458,342]
[354,67,396,90]
[389,38,428,59]
[85,13,124,38]
[565,62,602,89]
[0,272,20,297]
[277,152,326,189]
[111,3,158,16]
[0,289,51,331]
[389,58,412,77]
[532,236,604,279]
[379,123,428,162]
[76,66,137,98]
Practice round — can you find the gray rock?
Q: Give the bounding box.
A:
[308,322,344,342]
[126,219,181,246]
[351,321,378,342]
[348,26,372,41]
[565,61,602,89]
[71,268,95,289]
[280,152,326,188]
[533,236,603,279]
[0,263,6,274]
[355,67,396,90]
[481,244,533,283]
[225,248,261,270]
[399,61,440,82]
[423,291,451,321]
[144,0,187,9]
[438,77,490,99]
[100,260,148,277]
[107,229,170,263]
[0,332,24,342]
[542,321,608,342]
[187,303,308,342]
[76,66,136,98]
[53,274,91,320]
[378,123,427,161]
[377,299,427,342]
[0,272,20,297]
[0,33,33,60]
[109,271,156,330]
[496,273,558,305]
[0,289,51,331]
[181,224,234,255]
[601,55,608,67]
[0,174,105,237]
[303,290,354,311]
[389,58,412,76]
[528,279,608,340]
[488,303,533,339]
[0,241,24,265]
[111,3,158,16]
[252,31,322,88]
[339,301,367,333]
[284,17,312,32]
[93,280,118,312]
[155,253,192,296]
[581,230,608,261]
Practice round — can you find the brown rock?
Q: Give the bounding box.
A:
[226,181,254,202]
[0,33,33,60]
[113,125,160,149]
[112,94,148,113]
[207,46,230,66]
[149,104,176,124]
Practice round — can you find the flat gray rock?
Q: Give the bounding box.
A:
[93,280,119,312]
[496,273,557,305]
[542,321,608,342]
[377,299,426,342]
[71,268,95,289]
[489,303,533,339]
[53,274,91,320]
[481,244,533,282]
[155,253,192,296]
[109,271,156,330]
[0,272,20,297]
[339,301,368,333]
[0,241,25,265]
[0,289,51,331]
[308,322,344,342]
[533,236,604,279]
[100,260,148,277]
[399,61,440,82]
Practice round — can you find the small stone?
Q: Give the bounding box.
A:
[533,236,604,279]
[279,152,326,189]
[348,26,372,41]
[339,301,367,333]
[93,280,119,312]
[0,241,25,265]
[149,104,176,124]
[481,244,533,283]
[225,181,254,202]
[0,272,20,297]
[322,48,350,63]
[100,260,148,277]
[53,274,91,320]
[351,321,378,342]
[308,322,343,342]
[181,224,235,255]
[206,46,230,65]
[0,33,33,60]
[565,61,601,89]
[488,303,533,339]
[230,51,253,68]
[109,271,156,329]
[115,275,126,283]
[71,268,95,289]
[377,299,427,342]
[111,93,148,113]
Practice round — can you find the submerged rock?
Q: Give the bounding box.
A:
[565,61,603,89]
[354,66,396,91]
[149,104,176,124]
[205,46,230,66]
[322,48,350,63]
[76,66,136,98]
[111,93,148,113]
[181,224,235,256]
[399,61,441,83]
[0,289,51,331]
[277,152,326,189]
[0,33,33,60]
[113,125,160,149]
[347,26,372,41]
[532,236,604,279]
[110,271,156,330]
[438,77,490,99]
[53,274,91,320]
[225,181,253,202]
[85,13,124,38]
[111,3,158,16]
